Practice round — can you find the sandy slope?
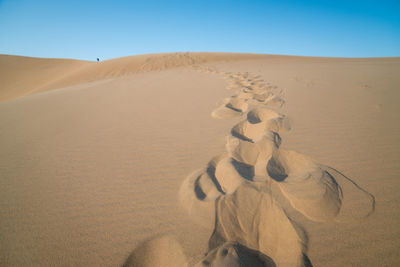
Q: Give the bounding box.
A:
[0,53,264,101]
[0,53,399,266]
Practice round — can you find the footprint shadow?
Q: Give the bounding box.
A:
[199,242,277,267]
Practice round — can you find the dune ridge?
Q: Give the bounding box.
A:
[2,52,398,102]
[0,52,268,101]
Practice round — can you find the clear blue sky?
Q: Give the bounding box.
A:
[0,0,399,60]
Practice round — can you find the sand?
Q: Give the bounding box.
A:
[0,52,399,266]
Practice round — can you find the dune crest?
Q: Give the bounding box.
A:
[0,52,265,101]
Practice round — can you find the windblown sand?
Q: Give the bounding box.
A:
[0,53,399,266]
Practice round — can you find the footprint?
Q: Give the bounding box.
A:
[227,82,245,91]
[214,156,251,194]
[195,242,275,267]
[226,97,249,112]
[321,165,375,222]
[247,107,291,131]
[226,132,278,163]
[211,97,248,119]
[267,150,374,222]
[226,133,279,179]
[230,108,289,142]
[247,108,282,123]
[195,171,223,201]
[267,150,342,222]
[231,120,269,142]
[211,105,245,119]
[261,95,285,108]
[179,161,225,229]
[209,183,306,267]
[233,91,253,100]
[253,92,272,102]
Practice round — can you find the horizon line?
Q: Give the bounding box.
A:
[1,51,400,62]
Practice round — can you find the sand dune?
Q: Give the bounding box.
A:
[0,54,88,101]
[0,52,264,101]
[1,53,399,266]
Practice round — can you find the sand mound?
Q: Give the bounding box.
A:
[123,235,187,267]
[124,235,277,267]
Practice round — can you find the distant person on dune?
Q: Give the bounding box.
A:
[97,58,99,62]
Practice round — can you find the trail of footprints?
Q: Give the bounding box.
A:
[124,66,375,267]
[179,66,375,266]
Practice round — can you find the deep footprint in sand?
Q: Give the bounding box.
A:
[267,149,375,222]
[261,94,285,108]
[179,154,231,229]
[231,108,290,142]
[181,153,253,205]
[226,133,280,180]
[209,182,307,267]
[125,236,277,267]
[195,242,276,267]
[212,97,249,119]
